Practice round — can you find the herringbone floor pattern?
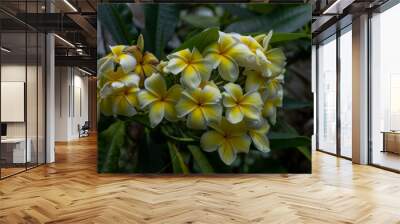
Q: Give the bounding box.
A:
[1,135,400,224]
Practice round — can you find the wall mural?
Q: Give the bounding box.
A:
[97,3,312,174]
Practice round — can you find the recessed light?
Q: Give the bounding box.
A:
[1,47,11,53]
[63,0,78,12]
[54,34,75,48]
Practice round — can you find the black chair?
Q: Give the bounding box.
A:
[78,121,90,138]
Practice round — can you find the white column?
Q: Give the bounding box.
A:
[312,45,317,151]
[352,14,369,164]
[46,32,55,163]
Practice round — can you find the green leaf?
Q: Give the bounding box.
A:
[168,142,190,174]
[161,126,197,143]
[268,132,311,160]
[297,146,311,161]
[220,4,256,19]
[247,4,277,14]
[175,27,219,52]
[268,132,311,149]
[98,120,126,172]
[98,4,137,45]
[224,4,311,34]
[143,4,180,58]
[283,98,312,110]
[181,15,220,28]
[270,32,311,44]
[188,145,214,174]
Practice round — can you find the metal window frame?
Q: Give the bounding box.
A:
[367,0,400,173]
[0,0,48,180]
[315,22,353,161]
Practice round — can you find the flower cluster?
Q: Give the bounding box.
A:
[98,30,286,165]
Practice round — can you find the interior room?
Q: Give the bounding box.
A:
[370,2,400,171]
[0,0,399,223]
[0,6,46,178]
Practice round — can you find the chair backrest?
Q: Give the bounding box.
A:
[82,121,90,129]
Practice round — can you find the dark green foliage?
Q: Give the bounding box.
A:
[97,3,313,174]
[143,4,180,58]
[98,4,138,45]
[224,4,311,34]
[174,27,219,52]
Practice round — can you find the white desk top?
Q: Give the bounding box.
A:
[1,138,27,143]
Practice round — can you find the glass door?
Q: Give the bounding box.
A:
[0,0,47,179]
[317,35,337,154]
[370,3,400,171]
[339,26,352,159]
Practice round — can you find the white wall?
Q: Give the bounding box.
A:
[55,67,89,141]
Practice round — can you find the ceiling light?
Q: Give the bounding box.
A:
[1,47,11,53]
[78,68,92,76]
[63,0,78,12]
[54,34,75,48]
[323,0,343,14]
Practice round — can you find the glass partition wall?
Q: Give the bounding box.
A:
[0,2,46,179]
[316,26,353,159]
[317,35,337,155]
[370,3,400,171]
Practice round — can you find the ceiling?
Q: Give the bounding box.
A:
[0,0,97,74]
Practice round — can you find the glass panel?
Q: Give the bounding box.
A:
[317,36,337,154]
[371,4,400,171]
[339,28,352,158]
[38,32,45,165]
[1,31,27,177]
[27,31,38,169]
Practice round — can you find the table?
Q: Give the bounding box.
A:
[382,131,400,154]
[1,138,31,163]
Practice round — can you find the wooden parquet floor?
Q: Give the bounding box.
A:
[1,135,400,224]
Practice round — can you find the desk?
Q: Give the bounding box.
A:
[1,138,31,163]
[382,131,400,154]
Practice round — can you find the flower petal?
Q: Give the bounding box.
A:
[219,32,237,52]
[143,52,159,64]
[98,55,114,73]
[201,104,222,123]
[223,95,237,107]
[218,56,239,82]
[229,135,251,154]
[186,108,207,130]
[200,131,224,152]
[100,96,114,116]
[263,31,273,49]
[165,84,182,103]
[192,62,212,82]
[201,85,222,104]
[110,45,126,56]
[137,90,159,108]
[241,92,263,107]
[142,64,158,77]
[176,96,197,118]
[191,47,203,62]
[226,106,244,124]
[164,102,178,121]
[223,83,243,101]
[149,101,165,128]
[205,52,222,69]
[164,58,187,75]
[250,132,270,153]
[167,48,191,61]
[114,95,137,117]
[144,73,167,98]
[218,141,236,165]
[240,105,261,121]
[181,65,202,89]
[119,54,137,73]
[244,70,264,92]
